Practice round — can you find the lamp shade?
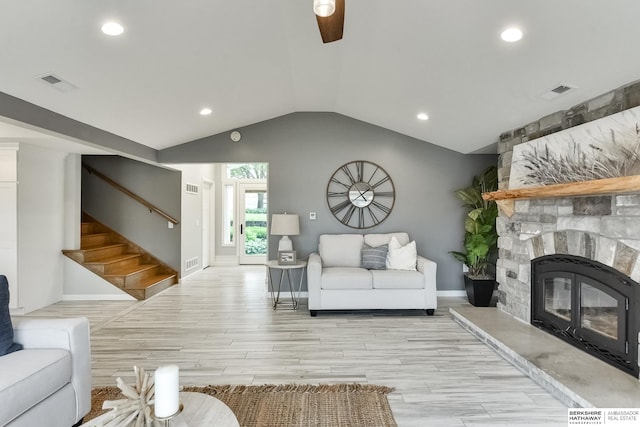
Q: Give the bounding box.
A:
[313,0,336,17]
[270,214,300,236]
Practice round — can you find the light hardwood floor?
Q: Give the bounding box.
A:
[25,266,568,426]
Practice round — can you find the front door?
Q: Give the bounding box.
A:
[238,183,267,264]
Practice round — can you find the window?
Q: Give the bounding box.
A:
[226,163,267,180]
[223,184,234,245]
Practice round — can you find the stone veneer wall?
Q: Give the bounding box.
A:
[496,79,640,322]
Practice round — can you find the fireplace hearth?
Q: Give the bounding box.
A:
[532,255,640,377]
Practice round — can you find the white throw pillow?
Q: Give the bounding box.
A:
[386,236,417,271]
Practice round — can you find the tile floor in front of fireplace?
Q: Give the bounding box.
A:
[25,266,567,426]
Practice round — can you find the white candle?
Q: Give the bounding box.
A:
[154,365,179,417]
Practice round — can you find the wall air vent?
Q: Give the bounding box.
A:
[539,83,576,101]
[185,257,199,271]
[186,183,199,194]
[36,73,78,93]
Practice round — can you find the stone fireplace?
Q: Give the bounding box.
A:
[495,79,640,378]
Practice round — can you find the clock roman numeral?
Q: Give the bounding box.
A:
[341,165,356,184]
[373,191,394,197]
[330,177,350,189]
[366,206,379,224]
[356,161,364,182]
[327,191,349,197]
[330,199,351,215]
[371,200,391,214]
[371,175,391,189]
[341,204,357,225]
[367,166,380,185]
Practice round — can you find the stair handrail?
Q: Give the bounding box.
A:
[82,163,180,225]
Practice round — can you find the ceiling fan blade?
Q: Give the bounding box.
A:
[316,0,345,43]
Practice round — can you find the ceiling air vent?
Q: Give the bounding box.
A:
[36,73,78,93]
[539,83,576,101]
[552,85,573,94]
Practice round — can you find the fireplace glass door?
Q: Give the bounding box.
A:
[577,276,626,350]
[580,281,618,340]
[532,255,637,377]
[543,274,572,322]
[537,271,626,354]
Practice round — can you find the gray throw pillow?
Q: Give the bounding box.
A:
[0,275,22,356]
[361,244,388,270]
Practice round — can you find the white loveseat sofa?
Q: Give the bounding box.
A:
[0,317,91,427]
[307,233,437,316]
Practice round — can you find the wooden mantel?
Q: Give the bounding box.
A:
[482,175,640,217]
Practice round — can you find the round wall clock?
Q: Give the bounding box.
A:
[230,130,242,142]
[326,160,395,229]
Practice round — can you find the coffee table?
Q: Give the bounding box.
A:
[83,391,239,427]
[169,392,238,426]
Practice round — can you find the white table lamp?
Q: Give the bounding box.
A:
[271,213,300,251]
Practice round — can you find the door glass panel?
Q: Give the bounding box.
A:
[580,282,618,340]
[223,184,234,245]
[543,277,572,321]
[243,190,267,256]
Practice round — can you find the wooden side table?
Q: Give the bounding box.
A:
[265,260,307,310]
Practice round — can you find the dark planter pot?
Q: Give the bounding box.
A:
[464,274,496,307]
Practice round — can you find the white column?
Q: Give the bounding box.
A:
[0,144,19,309]
[64,154,82,249]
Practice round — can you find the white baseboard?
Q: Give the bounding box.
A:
[437,290,467,297]
[62,294,136,301]
[180,269,200,281]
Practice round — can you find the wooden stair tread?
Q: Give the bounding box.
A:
[79,242,127,251]
[125,274,177,290]
[83,232,111,238]
[84,253,141,265]
[103,264,159,277]
[65,214,179,300]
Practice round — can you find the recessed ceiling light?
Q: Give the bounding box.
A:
[200,108,213,116]
[101,22,125,36]
[501,27,523,42]
[417,113,429,121]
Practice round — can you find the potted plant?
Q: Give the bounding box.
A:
[450,166,499,306]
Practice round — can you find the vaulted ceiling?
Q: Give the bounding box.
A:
[1,1,640,154]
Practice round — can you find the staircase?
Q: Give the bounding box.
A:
[63,215,179,300]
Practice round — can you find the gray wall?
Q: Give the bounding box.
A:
[160,112,496,290]
[82,155,182,272]
[0,91,157,163]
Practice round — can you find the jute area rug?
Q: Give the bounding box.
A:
[87,384,397,427]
